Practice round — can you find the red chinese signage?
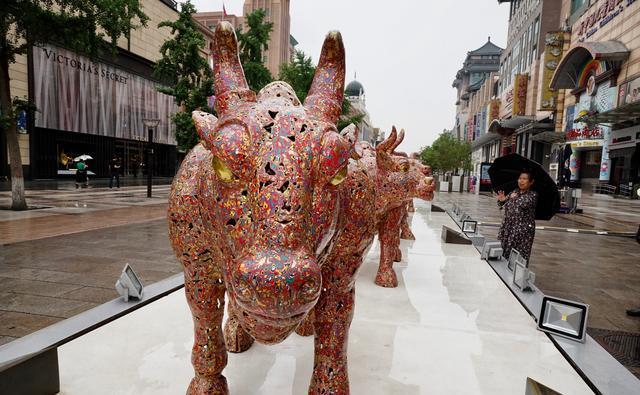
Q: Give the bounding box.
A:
[566,126,603,141]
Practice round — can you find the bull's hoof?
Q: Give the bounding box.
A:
[187,375,229,395]
[295,316,315,336]
[224,318,254,353]
[400,229,415,240]
[375,267,398,288]
[393,248,402,262]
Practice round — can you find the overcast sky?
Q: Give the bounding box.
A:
[190,0,510,153]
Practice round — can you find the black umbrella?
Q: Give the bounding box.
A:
[488,153,560,221]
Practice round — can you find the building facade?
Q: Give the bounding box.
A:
[551,0,640,196]
[1,0,184,180]
[452,38,503,189]
[494,0,564,175]
[453,38,503,143]
[194,0,294,77]
[345,80,377,146]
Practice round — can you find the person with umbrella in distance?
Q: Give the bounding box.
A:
[496,170,538,261]
[490,153,560,263]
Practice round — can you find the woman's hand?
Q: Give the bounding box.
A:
[497,190,507,202]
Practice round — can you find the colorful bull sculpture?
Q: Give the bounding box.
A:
[169,22,433,394]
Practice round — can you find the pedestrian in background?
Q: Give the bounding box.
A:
[75,159,89,189]
[109,155,121,189]
[496,170,538,261]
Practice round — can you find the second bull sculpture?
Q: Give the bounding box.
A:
[169,22,433,394]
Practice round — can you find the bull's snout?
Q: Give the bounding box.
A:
[230,249,322,319]
[417,176,435,201]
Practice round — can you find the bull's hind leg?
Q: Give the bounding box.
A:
[375,206,404,288]
[309,255,360,395]
[224,300,255,353]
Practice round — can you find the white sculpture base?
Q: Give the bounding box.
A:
[57,202,593,395]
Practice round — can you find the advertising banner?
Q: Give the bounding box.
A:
[33,44,177,145]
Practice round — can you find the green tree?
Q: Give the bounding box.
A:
[1,0,148,210]
[236,9,273,92]
[420,130,472,174]
[278,50,315,102]
[154,1,214,151]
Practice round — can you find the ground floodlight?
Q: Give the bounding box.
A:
[507,249,523,271]
[513,260,535,291]
[462,220,477,234]
[538,296,589,342]
[525,377,563,395]
[115,263,144,302]
[481,241,503,260]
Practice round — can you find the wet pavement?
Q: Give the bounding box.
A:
[433,191,640,336]
[0,184,179,345]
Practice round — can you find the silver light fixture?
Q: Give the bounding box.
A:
[481,240,503,260]
[115,263,144,302]
[507,249,524,271]
[538,296,589,342]
[462,220,478,235]
[513,260,535,291]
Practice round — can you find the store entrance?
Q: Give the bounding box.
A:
[114,140,145,177]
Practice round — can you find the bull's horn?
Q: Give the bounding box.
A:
[303,31,345,123]
[391,128,405,152]
[212,22,256,114]
[377,126,398,153]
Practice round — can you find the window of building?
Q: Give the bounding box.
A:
[571,0,587,15]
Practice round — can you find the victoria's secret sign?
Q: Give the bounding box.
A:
[40,46,129,84]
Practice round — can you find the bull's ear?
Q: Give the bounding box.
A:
[340,123,361,160]
[192,111,219,144]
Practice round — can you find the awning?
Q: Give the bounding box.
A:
[471,132,501,150]
[550,41,629,89]
[501,115,536,129]
[575,100,640,127]
[516,121,554,134]
[530,131,566,144]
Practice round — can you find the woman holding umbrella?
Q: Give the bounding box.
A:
[496,170,538,261]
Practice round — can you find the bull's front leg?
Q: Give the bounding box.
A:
[309,256,359,394]
[184,263,229,394]
[399,204,415,240]
[169,196,229,394]
[375,206,404,287]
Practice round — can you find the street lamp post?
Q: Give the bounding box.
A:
[142,118,160,198]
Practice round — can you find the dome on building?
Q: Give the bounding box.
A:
[345,80,365,97]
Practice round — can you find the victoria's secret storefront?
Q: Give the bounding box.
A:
[31,44,178,178]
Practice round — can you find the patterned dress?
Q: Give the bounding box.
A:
[497,189,538,261]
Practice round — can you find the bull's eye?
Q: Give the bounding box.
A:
[212,155,234,182]
[401,164,410,172]
[329,166,348,186]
